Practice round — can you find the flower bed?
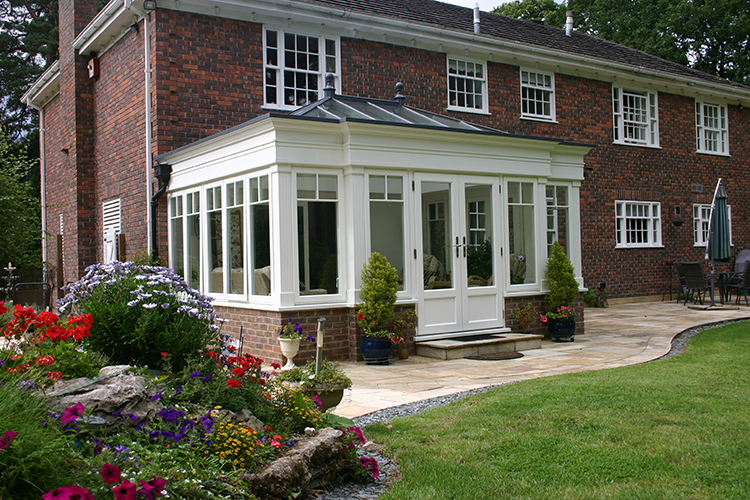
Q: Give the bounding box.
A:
[0,262,378,499]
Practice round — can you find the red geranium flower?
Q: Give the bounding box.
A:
[226,378,242,389]
[47,371,63,380]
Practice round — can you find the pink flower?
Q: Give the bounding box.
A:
[113,479,137,500]
[99,463,121,485]
[539,314,548,323]
[0,430,17,451]
[43,486,94,500]
[139,476,167,498]
[60,402,85,424]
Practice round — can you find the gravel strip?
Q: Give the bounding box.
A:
[313,319,747,500]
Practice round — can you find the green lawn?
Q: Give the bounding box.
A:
[366,321,750,500]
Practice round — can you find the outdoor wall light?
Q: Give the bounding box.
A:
[143,0,157,11]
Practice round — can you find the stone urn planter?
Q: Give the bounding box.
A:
[278,338,301,371]
[360,335,392,364]
[302,387,345,412]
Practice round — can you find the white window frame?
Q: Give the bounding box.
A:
[693,203,732,247]
[447,57,488,114]
[615,201,662,248]
[294,170,344,302]
[695,101,729,155]
[612,86,659,147]
[520,69,555,121]
[263,27,340,110]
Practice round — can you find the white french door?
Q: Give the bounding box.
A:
[415,173,504,337]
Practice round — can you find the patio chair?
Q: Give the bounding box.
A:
[726,261,750,306]
[670,262,688,302]
[680,262,710,305]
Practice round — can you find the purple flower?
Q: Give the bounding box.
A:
[306,335,315,342]
[174,385,182,395]
[202,372,213,383]
[189,371,202,378]
[113,407,124,417]
[113,444,128,456]
[151,391,164,401]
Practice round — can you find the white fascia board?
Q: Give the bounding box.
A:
[166,0,750,106]
[74,0,144,57]
[166,121,280,190]
[22,61,60,109]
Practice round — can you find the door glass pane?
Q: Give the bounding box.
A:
[466,184,492,287]
[422,182,452,290]
[298,201,338,294]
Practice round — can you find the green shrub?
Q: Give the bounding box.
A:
[544,241,580,314]
[58,261,221,372]
[357,252,398,335]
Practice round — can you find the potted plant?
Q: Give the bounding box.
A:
[357,253,399,364]
[540,241,580,342]
[512,303,535,332]
[275,360,352,411]
[276,319,305,370]
[389,309,417,359]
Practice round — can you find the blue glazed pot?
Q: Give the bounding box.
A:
[360,335,392,364]
[548,318,576,342]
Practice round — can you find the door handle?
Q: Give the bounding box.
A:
[463,236,466,257]
[455,237,459,258]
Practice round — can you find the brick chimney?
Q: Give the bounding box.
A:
[57,0,99,280]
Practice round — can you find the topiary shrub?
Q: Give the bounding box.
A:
[356,253,398,336]
[544,241,580,315]
[58,261,221,372]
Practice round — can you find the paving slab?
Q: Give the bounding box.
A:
[332,301,750,418]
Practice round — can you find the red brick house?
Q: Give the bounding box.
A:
[22,0,750,360]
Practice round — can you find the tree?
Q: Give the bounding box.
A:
[492,0,567,27]
[0,126,42,272]
[493,0,750,85]
[0,0,58,141]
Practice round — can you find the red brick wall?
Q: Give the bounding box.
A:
[217,306,356,364]
[151,10,265,153]
[45,6,750,300]
[504,294,585,338]
[92,24,149,263]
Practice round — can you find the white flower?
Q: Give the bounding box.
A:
[142,303,157,309]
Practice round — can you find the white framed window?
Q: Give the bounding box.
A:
[615,201,662,248]
[696,101,728,155]
[613,86,659,147]
[693,204,732,247]
[248,175,271,296]
[546,185,569,257]
[507,181,536,284]
[521,69,555,121]
[296,172,340,296]
[368,174,406,291]
[447,57,487,113]
[102,198,121,264]
[264,28,339,109]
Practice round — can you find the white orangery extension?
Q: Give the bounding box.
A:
[158,85,591,360]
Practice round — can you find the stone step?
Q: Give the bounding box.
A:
[415,333,543,360]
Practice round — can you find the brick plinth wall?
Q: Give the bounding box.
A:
[504,294,585,339]
[215,304,418,363]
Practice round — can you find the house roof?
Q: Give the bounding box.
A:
[291,82,505,133]
[157,86,593,163]
[303,0,749,92]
